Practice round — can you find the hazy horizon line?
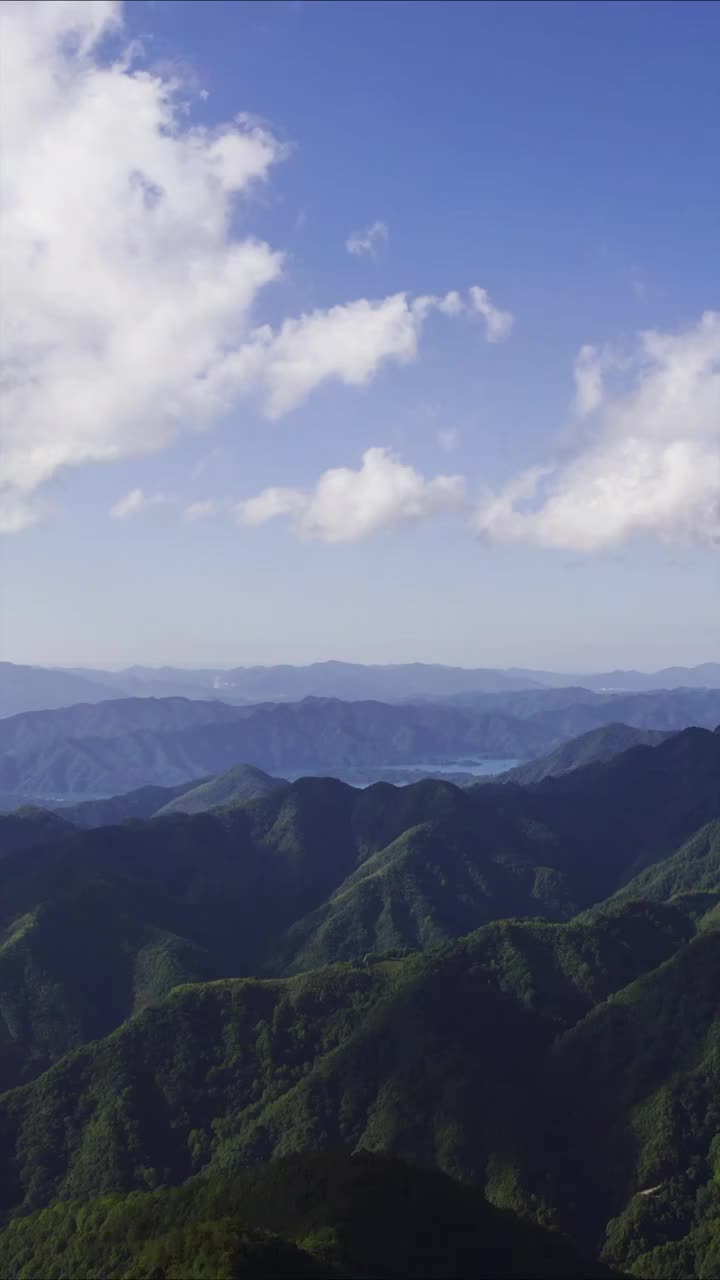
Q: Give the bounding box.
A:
[6,658,719,677]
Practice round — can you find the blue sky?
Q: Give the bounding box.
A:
[1,0,718,669]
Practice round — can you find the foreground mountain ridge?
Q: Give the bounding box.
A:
[0,1150,620,1279]
[0,723,719,1275]
[0,900,700,1275]
[0,725,718,1089]
[497,722,673,785]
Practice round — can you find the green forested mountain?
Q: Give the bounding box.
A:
[498,722,671,785]
[60,780,204,827]
[0,1150,620,1279]
[57,764,286,827]
[0,724,719,1276]
[0,902,687,1209]
[601,819,720,914]
[541,921,720,1277]
[1,726,719,1097]
[0,903,693,1268]
[154,763,288,815]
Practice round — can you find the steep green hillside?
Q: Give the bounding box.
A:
[499,723,671,785]
[538,923,720,1278]
[0,902,690,1221]
[0,718,718,1276]
[0,779,487,1090]
[0,1150,619,1279]
[0,877,220,1092]
[271,818,578,974]
[604,820,720,914]
[488,726,720,902]
[57,766,287,827]
[155,764,288,816]
[61,780,203,827]
[0,903,711,1274]
[1,729,719,1097]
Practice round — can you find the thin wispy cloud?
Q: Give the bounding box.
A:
[183,498,226,521]
[345,220,389,258]
[437,428,460,452]
[469,286,515,343]
[573,344,610,415]
[190,449,223,481]
[110,489,172,519]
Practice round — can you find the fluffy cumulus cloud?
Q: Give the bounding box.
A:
[234,447,465,542]
[0,0,282,531]
[0,1,505,533]
[238,292,462,419]
[475,312,720,551]
[345,220,388,257]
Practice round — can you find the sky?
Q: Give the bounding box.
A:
[0,0,718,671]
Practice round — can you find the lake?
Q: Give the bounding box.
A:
[377,758,521,777]
[284,758,521,786]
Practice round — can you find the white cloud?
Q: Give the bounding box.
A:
[345,220,388,258]
[437,428,460,451]
[0,1,511,534]
[573,344,606,415]
[435,291,465,317]
[0,0,283,532]
[469,286,515,342]
[474,312,720,550]
[237,487,307,528]
[110,488,171,519]
[183,498,227,521]
[234,447,465,542]
[205,288,488,420]
[243,293,446,419]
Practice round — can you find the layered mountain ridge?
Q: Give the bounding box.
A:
[3,658,719,720]
[0,720,719,1276]
[1,686,719,800]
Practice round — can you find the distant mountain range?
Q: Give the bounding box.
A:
[1,658,719,718]
[0,663,122,718]
[1,688,719,799]
[10,722,663,828]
